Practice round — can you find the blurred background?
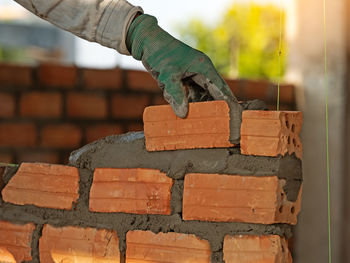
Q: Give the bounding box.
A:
[0,0,349,262]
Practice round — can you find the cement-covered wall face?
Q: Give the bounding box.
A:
[286,0,347,262]
[0,132,302,263]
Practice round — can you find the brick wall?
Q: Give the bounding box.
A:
[0,63,296,165]
[0,101,302,262]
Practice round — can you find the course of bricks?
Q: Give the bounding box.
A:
[0,63,296,165]
[0,99,302,262]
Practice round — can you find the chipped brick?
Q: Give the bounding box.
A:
[183,173,301,225]
[2,163,79,210]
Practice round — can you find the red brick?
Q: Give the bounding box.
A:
[2,163,79,209]
[90,168,173,214]
[183,173,302,225]
[0,123,37,147]
[112,94,150,119]
[267,104,294,111]
[86,124,123,143]
[153,95,167,106]
[20,92,62,118]
[127,70,158,92]
[83,68,122,89]
[279,84,295,103]
[225,79,241,97]
[242,80,270,100]
[0,221,35,262]
[126,231,210,262]
[241,111,303,159]
[143,101,235,151]
[0,153,13,164]
[0,64,32,86]
[38,64,77,88]
[67,92,107,119]
[0,93,15,118]
[223,235,292,263]
[17,152,60,164]
[41,124,82,148]
[126,122,143,132]
[40,225,119,263]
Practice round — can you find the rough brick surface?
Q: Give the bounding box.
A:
[127,70,158,91]
[112,94,150,119]
[2,163,79,209]
[183,173,301,224]
[0,64,32,86]
[38,64,77,88]
[0,93,15,118]
[241,111,303,159]
[90,168,173,214]
[67,92,108,119]
[144,100,234,151]
[223,235,292,263]
[0,221,35,262]
[39,225,120,263]
[86,124,124,143]
[83,68,122,89]
[0,123,37,147]
[20,92,62,118]
[41,124,82,148]
[126,231,211,262]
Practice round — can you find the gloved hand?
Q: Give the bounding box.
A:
[126,14,242,143]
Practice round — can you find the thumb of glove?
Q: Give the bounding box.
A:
[160,75,189,118]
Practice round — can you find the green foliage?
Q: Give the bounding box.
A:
[178,4,286,80]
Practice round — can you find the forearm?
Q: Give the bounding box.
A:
[13,0,142,54]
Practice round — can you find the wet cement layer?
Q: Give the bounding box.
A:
[69,132,302,202]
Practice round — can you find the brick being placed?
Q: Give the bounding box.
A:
[241,110,303,159]
[1,163,79,210]
[143,100,234,151]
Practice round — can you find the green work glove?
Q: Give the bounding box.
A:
[126,14,242,143]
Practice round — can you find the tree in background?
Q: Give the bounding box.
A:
[178,4,286,80]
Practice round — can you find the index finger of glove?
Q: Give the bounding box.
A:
[191,74,237,103]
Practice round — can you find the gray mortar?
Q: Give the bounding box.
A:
[228,99,268,144]
[69,132,302,202]
[24,224,42,263]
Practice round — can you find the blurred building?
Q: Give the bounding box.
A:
[0,5,75,64]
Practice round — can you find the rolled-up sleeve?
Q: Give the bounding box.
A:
[13,0,143,55]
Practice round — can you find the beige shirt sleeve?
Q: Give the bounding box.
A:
[13,0,143,55]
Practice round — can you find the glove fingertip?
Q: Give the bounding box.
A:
[171,99,188,118]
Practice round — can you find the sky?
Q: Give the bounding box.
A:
[0,0,284,69]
